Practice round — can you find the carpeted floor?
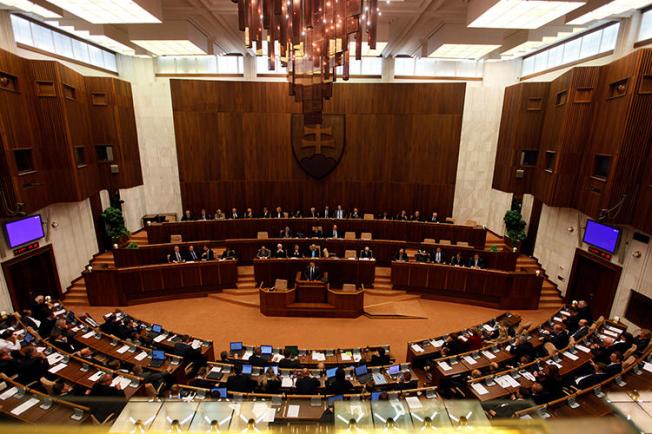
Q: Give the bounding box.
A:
[69,297,557,362]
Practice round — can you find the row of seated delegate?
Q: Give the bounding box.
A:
[181,207,449,223]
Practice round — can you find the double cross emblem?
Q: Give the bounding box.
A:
[301,124,335,155]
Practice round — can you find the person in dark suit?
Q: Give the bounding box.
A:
[296,368,320,394]
[634,329,651,354]
[467,253,485,269]
[415,249,430,262]
[574,362,608,389]
[274,206,284,218]
[411,211,422,221]
[185,245,200,261]
[18,346,48,385]
[256,245,271,259]
[290,244,303,258]
[88,373,127,421]
[349,208,361,219]
[279,348,300,368]
[546,324,570,350]
[226,364,257,392]
[327,368,354,395]
[450,252,465,266]
[329,225,341,239]
[279,226,293,238]
[221,248,237,260]
[396,371,418,390]
[242,208,253,218]
[571,319,590,341]
[201,245,215,261]
[0,349,18,377]
[198,209,210,220]
[248,347,267,366]
[181,210,193,221]
[323,206,331,218]
[20,310,40,330]
[431,247,445,264]
[369,348,390,366]
[510,336,535,360]
[307,244,320,258]
[169,245,184,263]
[310,226,323,238]
[393,248,409,261]
[30,295,51,322]
[575,300,592,322]
[335,205,345,219]
[396,210,409,221]
[273,243,287,258]
[359,246,374,259]
[308,207,319,218]
[229,208,239,219]
[261,207,271,218]
[174,335,207,368]
[302,261,322,281]
[292,209,302,218]
[429,212,439,222]
[604,352,623,376]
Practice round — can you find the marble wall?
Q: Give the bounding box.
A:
[119,185,147,233]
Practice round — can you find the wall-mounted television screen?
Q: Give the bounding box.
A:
[583,219,621,254]
[4,215,44,249]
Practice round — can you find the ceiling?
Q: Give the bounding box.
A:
[0,0,649,60]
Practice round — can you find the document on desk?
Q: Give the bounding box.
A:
[11,397,40,416]
[281,376,294,388]
[495,376,511,388]
[191,340,202,350]
[430,339,445,348]
[153,334,168,343]
[410,344,424,353]
[48,363,67,374]
[576,344,591,353]
[88,371,104,382]
[287,405,300,418]
[437,361,452,371]
[553,316,563,322]
[563,351,579,361]
[135,351,149,361]
[46,353,64,366]
[340,352,352,361]
[405,396,423,409]
[643,362,652,374]
[209,366,222,374]
[71,326,82,332]
[312,352,326,361]
[242,350,253,360]
[471,383,489,395]
[560,310,570,316]
[0,387,18,400]
[271,354,284,363]
[111,376,132,389]
[263,408,276,422]
[253,402,268,419]
[116,345,130,354]
[463,356,477,365]
[521,371,536,382]
[53,309,66,316]
[606,325,621,333]
[482,324,495,332]
[482,351,496,360]
[602,329,618,338]
[81,331,95,339]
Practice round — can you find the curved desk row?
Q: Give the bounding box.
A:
[391,261,543,310]
[83,260,238,306]
[259,287,365,318]
[253,258,375,288]
[113,238,517,269]
[146,218,486,249]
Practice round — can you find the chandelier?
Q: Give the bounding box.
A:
[232,0,380,125]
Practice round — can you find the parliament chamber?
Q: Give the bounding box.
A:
[1,1,652,433]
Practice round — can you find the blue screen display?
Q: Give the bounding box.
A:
[583,220,621,253]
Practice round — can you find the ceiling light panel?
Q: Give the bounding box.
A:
[0,0,61,18]
[131,40,206,56]
[45,0,161,24]
[429,43,501,59]
[568,0,652,24]
[468,0,586,29]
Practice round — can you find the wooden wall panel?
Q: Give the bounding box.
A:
[171,81,465,216]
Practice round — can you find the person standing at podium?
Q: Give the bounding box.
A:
[302,261,322,281]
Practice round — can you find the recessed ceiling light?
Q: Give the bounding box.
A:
[429,43,501,59]
[45,0,161,24]
[500,27,584,58]
[567,0,652,24]
[131,40,206,56]
[468,0,586,29]
[0,0,61,18]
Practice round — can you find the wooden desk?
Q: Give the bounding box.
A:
[391,261,543,309]
[259,287,365,318]
[295,275,328,303]
[146,218,487,249]
[83,259,238,306]
[254,258,375,288]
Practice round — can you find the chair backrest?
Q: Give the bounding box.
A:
[439,239,451,245]
[465,220,478,226]
[423,238,436,244]
[623,355,636,369]
[170,234,183,243]
[274,279,288,290]
[40,377,55,394]
[543,342,557,356]
[283,212,289,218]
[344,231,356,240]
[445,217,456,224]
[363,213,374,220]
[257,231,268,239]
[622,344,637,359]
[345,250,357,259]
[361,232,372,240]
[457,241,470,247]
[342,284,357,292]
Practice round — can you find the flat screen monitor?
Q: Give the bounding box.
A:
[326,367,338,378]
[4,215,44,249]
[242,364,252,374]
[355,365,368,376]
[261,345,273,355]
[152,350,165,360]
[583,220,621,254]
[284,345,299,356]
[371,391,382,401]
[387,365,401,375]
[151,324,162,333]
[230,341,243,352]
[211,387,227,398]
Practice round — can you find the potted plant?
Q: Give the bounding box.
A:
[503,209,526,250]
[101,207,130,247]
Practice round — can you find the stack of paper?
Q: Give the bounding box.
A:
[563,351,579,361]
[281,377,295,388]
[153,334,168,343]
[81,331,95,339]
[111,376,132,389]
[242,350,253,360]
[431,339,445,347]
[521,371,536,382]
[471,383,489,395]
[463,356,477,365]
[116,345,130,354]
[312,352,326,361]
[11,398,40,416]
[88,371,104,382]
[286,405,300,418]
[191,340,202,349]
[0,387,18,401]
[340,352,353,361]
[437,361,452,371]
[603,329,618,338]
[410,344,424,353]
[48,363,67,374]
[46,353,64,366]
[482,351,496,360]
[576,344,591,353]
[483,324,495,332]
[135,351,149,361]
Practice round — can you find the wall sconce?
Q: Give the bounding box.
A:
[614,316,620,323]
[51,221,59,228]
[147,221,152,226]
[113,243,118,249]
[87,265,93,272]
[567,226,574,232]
[535,270,541,276]
[632,251,642,258]
[512,247,518,253]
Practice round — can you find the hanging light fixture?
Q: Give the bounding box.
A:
[232,0,380,124]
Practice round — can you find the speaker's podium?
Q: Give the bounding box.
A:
[260,273,364,318]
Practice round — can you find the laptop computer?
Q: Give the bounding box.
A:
[242,364,253,375]
[372,372,387,385]
[261,345,273,360]
[284,345,299,357]
[326,367,338,379]
[355,365,371,383]
[387,364,401,376]
[151,324,162,334]
[230,342,244,354]
[371,391,382,401]
[22,333,34,345]
[211,387,228,399]
[149,349,166,368]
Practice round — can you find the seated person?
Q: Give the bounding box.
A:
[257,367,281,393]
[168,245,185,263]
[329,224,341,238]
[322,247,333,258]
[335,205,345,219]
[411,211,422,221]
[571,319,590,340]
[310,226,323,238]
[396,371,418,390]
[393,248,409,261]
[226,364,257,393]
[18,346,48,385]
[200,245,215,260]
[279,348,300,368]
[198,209,210,220]
[290,244,304,258]
[429,212,439,222]
[530,382,551,405]
[274,206,284,218]
[0,330,21,351]
[214,209,225,219]
[302,261,322,281]
[605,351,623,376]
[221,248,238,260]
[369,347,390,366]
[450,252,465,266]
[185,245,200,261]
[308,207,319,218]
[575,300,592,322]
[431,247,445,264]
[229,208,239,219]
[296,368,320,394]
[510,336,535,360]
[181,210,193,221]
[396,210,409,221]
[573,361,608,389]
[273,243,287,258]
[307,244,321,258]
[379,211,390,220]
[545,324,569,350]
[256,245,271,259]
[327,367,354,394]
[279,226,293,238]
[349,208,362,219]
[261,207,271,218]
[88,373,127,421]
[248,347,267,366]
[634,329,651,354]
[0,349,19,377]
[323,206,331,218]
[244,208,254,218]
[415,249,430,262]
[359,246,374,259]
[467,253,485,269]
[174,335,207,368]
[292,209,302,218]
